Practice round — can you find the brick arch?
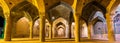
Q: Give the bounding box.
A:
[113,9,120,40]
[47,1,73,22]
[10,1,39,21]
[52,17,69,38]
[81,1,106,23]
[90,11,106,22]
[0,0,11,41]
[91,16,108,40]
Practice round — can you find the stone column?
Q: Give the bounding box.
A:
[50,23,52,39]
[106,13,115,41]
[79,19,83,39]
[39,13,45,42]
[87,22,92,39]
[69,19,72,38]
[74,15,80,42]
[30,21,33,39]
[4,17,12,41]
[105,0,116,41]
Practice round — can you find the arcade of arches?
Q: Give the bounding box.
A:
[0,0,120,42]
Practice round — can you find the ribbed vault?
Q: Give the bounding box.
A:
[10,1,39,21]
[81,1,106,23]
[47,2,73,23]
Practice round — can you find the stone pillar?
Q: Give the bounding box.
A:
[30,21,33,39]
[39,13,45,42]
[105,0,115,41]
[69,19,72,38]
[74,15,80,42]
[87,22,92,39]
[50,23,52,39]
[4,17,12,41]
[79,19,82,38]
[106,13,115,41]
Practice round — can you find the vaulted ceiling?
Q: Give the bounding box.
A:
[4,0,32,9]
[3,0,120,23]
[47,2,73,23]
[81,1,106,23]
[10,1,39,22]
[44,0,74,10]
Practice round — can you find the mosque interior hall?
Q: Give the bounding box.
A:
[0,0,120,43]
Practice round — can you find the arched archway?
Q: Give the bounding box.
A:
[91,11,108,40]
[14,17,30,38]
[47,1,74,39]
[55,22,66,37]
[10,1,39,39]
[92,21,107,40]
[52,17,69,38]
[0,7,5,39]
[80,19,88,38]
[33,18,40,38]
[114,14,120,41]
[113,4,120,40]
[81,1,106,23]
[91,11,106,22]
[91,15,108,40]
[81,1,107,40]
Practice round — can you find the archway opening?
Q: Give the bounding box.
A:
[10,1,39,39]
[0,16,5,39]
[80,20,88,38]
[0,6,5,39]
[91,11,108,40]
[13,17,30,38]
[33,18,40,38]
[81,1,107,40]
[47,1,73,39]
[113,4,120,40]
[55,22,66,37]
[92,21,107,40]
[52,18,68,38]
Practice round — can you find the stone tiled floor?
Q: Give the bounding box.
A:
[0,40,120,43]
[0,38,119,43]
[0,40,119,43]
